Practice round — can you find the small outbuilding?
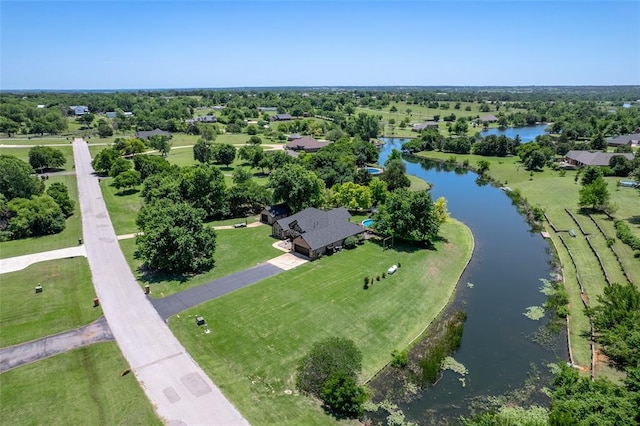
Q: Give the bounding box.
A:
[135,128,172,140]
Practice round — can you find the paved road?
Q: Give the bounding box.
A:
[151,263,284,321]
[0,316,113,373]
[72,138,249,426]
[0,245,86,272]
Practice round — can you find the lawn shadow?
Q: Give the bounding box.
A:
[136,265,192,286]
[368,237,444,253]
[627,215,640,227]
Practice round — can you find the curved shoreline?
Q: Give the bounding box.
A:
[364,218,475,384]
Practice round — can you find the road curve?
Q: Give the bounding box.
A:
[72,138,249,426]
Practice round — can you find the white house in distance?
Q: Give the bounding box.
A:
[70,105,90,115]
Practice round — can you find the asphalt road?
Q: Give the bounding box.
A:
[72,138,249,426]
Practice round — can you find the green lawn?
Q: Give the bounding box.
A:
[0,257,100,347]
[417,150,640,378]
[119,224,282,297]
[100,180,144,235]
[0,175,82,259]
[0,342,160,425]
[408,174,430,191]
[170,220,473,425]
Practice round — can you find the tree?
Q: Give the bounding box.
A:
[133,154,172,180]
[590,133,607,150]
[433,196,450,224]
[148,134,172,157]
[109,157,133,178]
[268,163,325,213]
[179,164,228,218]
[112,170,141,192]
[296,337,362,397]
[374,188,440,244]
[46,182,75,217]
[135,201,216,273]
[524,149,546,171]
[0,155,44,200]
[96,119,114,138]
[28,146,66,173]
[477,160,490,175]
[609,155,633,177]
[332,182,372,210]
[321,372,367,419]
[381,159,410,191]
[369,177,388,206]
[349,113,379,140]
[226,181,272,217]
[248,135,262,145]
[6,194,65,239]
[193,138,212,164]
[212,143,236,167]
[232,167,253,185]
[581,166,604,186]
[92,147,120,175]
[579,175,610,210]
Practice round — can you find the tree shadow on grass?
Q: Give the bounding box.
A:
[627,216,640,227]
[115,188,140,196]
[135,266,192,286]
[368,237,446,254]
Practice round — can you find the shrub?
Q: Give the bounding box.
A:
[296,337,362,397]
[606,237,615,247]
[382,272,386,279]
[634,250,640,259]
[390,349,408,368]
[364,277,369,286]
[397,262,401,268]
[321,372,367,419]
[614,219,640,251]
[344,235,359,249]
[376,275,381,281]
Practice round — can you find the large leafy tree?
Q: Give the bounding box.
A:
[28,146,66,173]
[148,134,172,157]
[135,201,216,273]
[6,194,65,239]
[332,182,372,210]
[321,372,367,419]
[46,182,75,217]
[268,163,325,213]
[91,147,120,175]
[133,154,172,180]
[374,188,440,244]
[211,143,236,167]
[193,138,212,164]
[112,170,141,192]
[179,164,228,218]
[381,159,410,191]
[579,175,610,211]
[0,155,44,200]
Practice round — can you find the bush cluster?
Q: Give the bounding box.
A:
[614,219,640,251]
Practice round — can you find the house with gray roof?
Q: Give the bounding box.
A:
[607,133,639,147]
[185,115,217,124]
[285,136,329,153]
[564,150,634,167]
[271,114,292,121]
[411,121,439,132]
[480,114,498,123]
[135,128,172,140]
[272,207,364,259]
[70,105,90,115]
[260,203,291,225]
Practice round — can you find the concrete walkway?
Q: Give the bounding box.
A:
[0,316,113,373]
[72,138,248,426]
[0,245,86,274]
[150,263,285,321]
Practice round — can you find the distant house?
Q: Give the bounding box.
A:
[271,114,292,121]
[411,121,439,132]
[607,134,640,148]
[37,104,46,109]
[106,112,117,119]
[123,112,134,117]
[564,150,634,167]
[70,105,90,116]
[480,114,498,123]
[185,115,217,124]
[285,136,329,153]
[287,133,302,141]
[260,203,291,225]
[135,128,172,140]
[272,207,364,259]
[258,107,278,112]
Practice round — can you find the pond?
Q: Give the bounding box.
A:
[480,123,549,143]
[374,138,566,423]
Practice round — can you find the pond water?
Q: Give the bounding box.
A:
[376,138,566,423]
[480,123,549,143]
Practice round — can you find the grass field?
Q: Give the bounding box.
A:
[119,224,282,297]
[100,180,144,235]
[170,220,473,425]
[417,150,639,378]
[0,342,160,425]
[0,257,100,347]
[0,175,82,259]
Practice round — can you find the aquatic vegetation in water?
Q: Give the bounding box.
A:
[467,282,475,288]
[524,306,545,320]
[442,356,468,376]
[364,400,416,426]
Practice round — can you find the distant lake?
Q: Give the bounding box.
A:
[481,123,549,143]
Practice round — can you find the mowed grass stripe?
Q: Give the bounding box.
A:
[0,257,99,347]
[0,342,160,425]
[170,220,473,425]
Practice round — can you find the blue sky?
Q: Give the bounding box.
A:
[1,1,639,89]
